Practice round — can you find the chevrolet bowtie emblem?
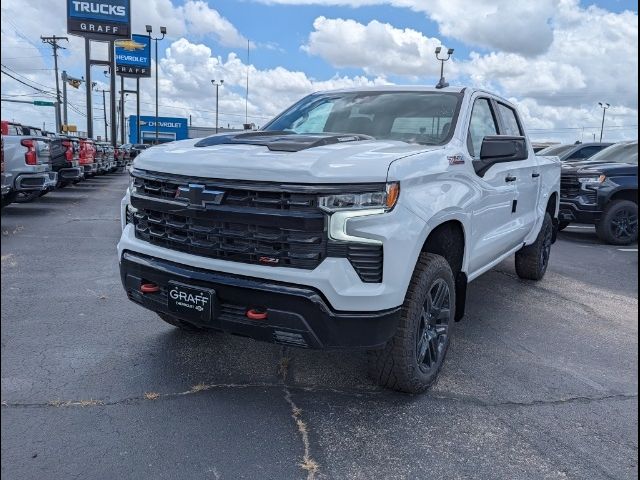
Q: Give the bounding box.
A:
[175,184,225,208]
[115,39,146,51]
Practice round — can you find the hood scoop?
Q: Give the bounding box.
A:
[194,131,373,152]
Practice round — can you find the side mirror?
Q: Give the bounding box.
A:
[473,136,528,176]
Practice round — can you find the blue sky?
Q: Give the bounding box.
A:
[0,0,637,142]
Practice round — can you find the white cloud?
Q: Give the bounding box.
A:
[303,17,447,77]
[258,0,557,55]
[159,38,389,128]
[182,1,249,47]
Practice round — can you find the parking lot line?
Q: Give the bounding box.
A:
[618,248,638,252]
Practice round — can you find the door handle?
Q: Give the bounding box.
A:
[505,175,517,182]
[532,172,540,178]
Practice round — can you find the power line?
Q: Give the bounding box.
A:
[1,63,56,91]
[1,68,55,96]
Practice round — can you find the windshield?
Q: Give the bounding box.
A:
[263,91,463,145]
[537,144,574,156]
[586,142,638,164]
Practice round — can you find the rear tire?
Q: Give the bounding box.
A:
[515,213,553,281]
[157,312,205,332]
[595,200,638,245]
[368,253,455,393]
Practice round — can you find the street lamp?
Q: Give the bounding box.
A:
[435,47,454,89]
[147,24,167,144]
[211,79,224,133]
[598,102,610,142]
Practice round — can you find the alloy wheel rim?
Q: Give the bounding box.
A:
[540,224,553,272]
[611,209,638,241]
[416,278,451,373]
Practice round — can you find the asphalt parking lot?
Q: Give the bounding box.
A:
[1,173,637,479]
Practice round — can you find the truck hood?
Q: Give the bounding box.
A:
[563,160,638,176]
[133,135,433,183]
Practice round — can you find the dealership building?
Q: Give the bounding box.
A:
[128,115,243,144]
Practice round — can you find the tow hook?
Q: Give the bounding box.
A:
[246,308,268,320]
[140,283,160,293]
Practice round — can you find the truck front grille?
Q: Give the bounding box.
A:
[130,170,384,281]
[560,173,580,198]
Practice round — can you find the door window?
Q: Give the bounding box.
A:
[497,103,523,136]
[467,98,498,158]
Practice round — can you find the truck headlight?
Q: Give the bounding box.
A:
[579,174,606,187]
[320,182,399,244]
[128,173,136,193]
[319,182,400,212]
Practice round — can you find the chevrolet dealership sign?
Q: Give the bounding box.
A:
[67,0,131,39]
[115,35,151,77]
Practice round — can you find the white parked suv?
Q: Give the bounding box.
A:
[118,86,560,393]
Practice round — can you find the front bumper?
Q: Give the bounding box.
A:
[559,193,601,224]
[14,171,57,191]
[120,251,400,349]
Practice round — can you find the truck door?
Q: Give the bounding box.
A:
[465,97,521,274]
[494,101,540,244]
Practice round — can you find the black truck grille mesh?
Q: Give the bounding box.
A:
[560,173,581,197]
[131,172,383,281]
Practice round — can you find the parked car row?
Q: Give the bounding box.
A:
[537,140,638,245]
[1,120,132,208]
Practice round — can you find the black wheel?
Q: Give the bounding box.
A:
[13,191,41,203]
[596,200,638,245]
[368,253,455,393]
[515,212,553,280]
[558,221,570,231]
[157,312,205,332]
[1,192,17,208]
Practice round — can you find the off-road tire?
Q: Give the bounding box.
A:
[157,312,205,332]
[595,200,638,245]
[515,212,553,280]
[368,253,455,393]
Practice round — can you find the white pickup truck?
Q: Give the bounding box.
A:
[118,86,560,393]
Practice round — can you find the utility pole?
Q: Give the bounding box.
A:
[62,71,68,128]
[95,87,109,142]
[598,102,610,142]
[41,35,68,133]
[211,79,224,133]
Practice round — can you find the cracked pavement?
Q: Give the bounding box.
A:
[2,174,638,479]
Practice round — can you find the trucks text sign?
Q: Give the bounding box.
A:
[67,0,131,39]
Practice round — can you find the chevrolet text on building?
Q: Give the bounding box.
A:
[67,0,130,39]
[119,86,561,393]
[129,116,188,144]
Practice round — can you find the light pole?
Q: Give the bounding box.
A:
[435,47,454,89]
[598,102,610,142]
[211,79,224,133]
[146,25,167,144]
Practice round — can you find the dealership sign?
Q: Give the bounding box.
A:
[129,116,189,144]
[67,0,131,39]
[115,35,151,77]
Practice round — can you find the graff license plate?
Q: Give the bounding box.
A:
[167,282,213,322]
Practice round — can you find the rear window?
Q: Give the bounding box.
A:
[537,144,574,156]
[587,142,638,164]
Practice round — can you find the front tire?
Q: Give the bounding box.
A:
[515,212,553,280]
[596,200,638,245]
[368,253,455,393]
[558,221,570,231]
[13,191,41,203]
